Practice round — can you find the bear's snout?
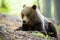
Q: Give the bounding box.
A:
[22,16,29,24]
[23,21,26,24]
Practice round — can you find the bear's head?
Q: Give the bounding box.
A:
[21,5,38,26]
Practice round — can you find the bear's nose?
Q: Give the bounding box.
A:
[23,21,26,23]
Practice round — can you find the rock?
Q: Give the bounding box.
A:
[0,14,58,40]
[0,31,57,40]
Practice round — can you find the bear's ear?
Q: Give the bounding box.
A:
[23,5,26,8]
[32,5,36,10]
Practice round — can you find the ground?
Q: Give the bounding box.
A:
[0,14,60,40]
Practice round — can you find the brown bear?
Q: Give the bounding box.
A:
[16,5,58,38]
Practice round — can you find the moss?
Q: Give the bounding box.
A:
[57,26,60,34]
[0,36,2,40]
[32,31,48,38]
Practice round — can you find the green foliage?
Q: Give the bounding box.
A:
[32,31,48,38]
[0,0,9,12]
[48,32,54,34]
[0,0,37,13]
[57,25,60,34]
[0,8,9,12]
[0,36,2,40]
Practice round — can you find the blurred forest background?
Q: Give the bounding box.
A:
[0,0,60,33]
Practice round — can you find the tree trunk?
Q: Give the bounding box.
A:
[40,0,52,19]
[37,0,40,10]
[54,0,60,25]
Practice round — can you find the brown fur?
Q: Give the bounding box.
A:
[18,5,58,39]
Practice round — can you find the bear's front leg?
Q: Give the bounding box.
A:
[35,22,47,36]
[48,22,58,39]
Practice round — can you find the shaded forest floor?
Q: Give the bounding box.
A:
[0,14,60,40]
